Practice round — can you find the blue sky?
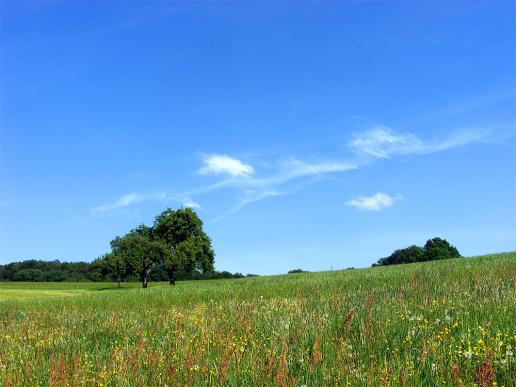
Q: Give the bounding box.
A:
[1,2,515,274]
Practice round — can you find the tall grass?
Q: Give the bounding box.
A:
[0,253,515,385]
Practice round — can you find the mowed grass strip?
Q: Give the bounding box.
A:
[0,252,515,386]
[0,289,91,300]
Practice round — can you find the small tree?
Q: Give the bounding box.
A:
[113,228,167,288]
[99,252,128,288]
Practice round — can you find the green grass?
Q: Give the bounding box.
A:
[0,252,515,386]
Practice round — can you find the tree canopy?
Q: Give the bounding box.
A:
[423,237,461,261]
[153,208,214,285]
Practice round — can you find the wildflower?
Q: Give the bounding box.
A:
[506,350,513,356]
[431,363,437,372]
[464,351,472,359]
[445,315,452,322]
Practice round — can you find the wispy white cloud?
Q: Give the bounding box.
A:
[347,192,401,211]
[182,197,202,210]
[429,128,489,151]
[237,159,357,189]
[91,192,169,214]
[349,125,424,158]
[349,126,488,158]
[210,189,282,223]
[198,154,254,177]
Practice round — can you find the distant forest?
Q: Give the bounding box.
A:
[0,260,257,282]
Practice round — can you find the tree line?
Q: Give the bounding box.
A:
[0,260,92,282]
[372,237,461,266]
[0,208,258,284]
[0,259,255,283]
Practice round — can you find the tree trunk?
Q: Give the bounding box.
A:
[117,275,121,288]
[168,271,176,286]
[141,274,148,288]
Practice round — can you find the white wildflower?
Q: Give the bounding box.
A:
[464,351,473,359]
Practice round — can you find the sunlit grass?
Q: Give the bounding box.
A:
[0,252,514,385]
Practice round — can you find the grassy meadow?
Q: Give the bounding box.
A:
[0,252,515,386]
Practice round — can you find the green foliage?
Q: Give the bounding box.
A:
[153,208,215,285]
[0,260,93,282]
[205,271,252,280]
[423,237,461,261]
[112,229,167,288]
[12,269,45,282]
[288,268,309,274]
[375,245,425,266]
[374,237,461,266]
[153,208,204,247]
[95,253,128,287]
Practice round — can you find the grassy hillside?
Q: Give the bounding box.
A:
[1,252,515,385]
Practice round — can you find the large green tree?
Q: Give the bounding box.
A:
[153,208,214,285]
